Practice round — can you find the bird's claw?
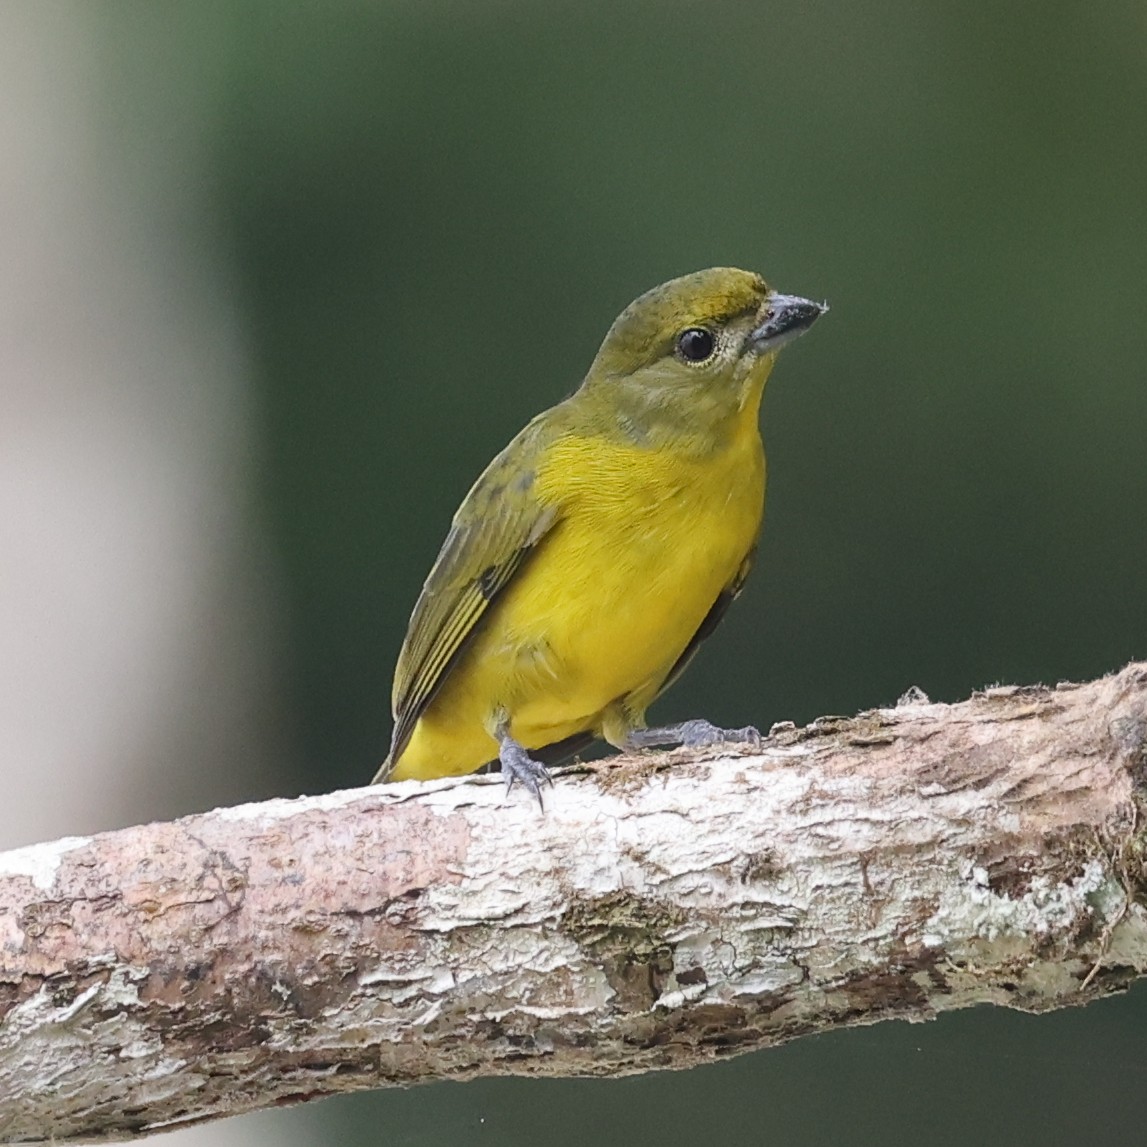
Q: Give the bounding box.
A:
[499,738,552,810]
[625,719,762,751]
[675,719,762,749]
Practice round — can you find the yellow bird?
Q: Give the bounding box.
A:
[373,267,825,801]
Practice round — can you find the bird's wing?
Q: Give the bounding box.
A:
[654,545,756,699]
[385,433,560,771]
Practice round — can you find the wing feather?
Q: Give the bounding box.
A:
[384,428,559,770]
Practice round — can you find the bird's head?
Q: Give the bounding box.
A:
[582,267,825,446]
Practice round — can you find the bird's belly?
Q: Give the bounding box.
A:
[392,433,764,779]
[504,535,724,722]
[498,457,763,739]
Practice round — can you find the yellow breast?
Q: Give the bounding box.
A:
[516,429,762,714]
[389,399,766,780]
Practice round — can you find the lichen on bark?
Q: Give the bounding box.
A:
[1,663,1146,1143]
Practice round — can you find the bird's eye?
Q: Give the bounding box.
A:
[676,327,716,364]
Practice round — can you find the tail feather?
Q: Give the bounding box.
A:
[370,730,596,785]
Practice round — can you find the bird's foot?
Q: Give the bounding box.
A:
[624,719,762,751]
[498,732,553,810]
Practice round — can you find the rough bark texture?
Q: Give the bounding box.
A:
[2,664,1147,1143]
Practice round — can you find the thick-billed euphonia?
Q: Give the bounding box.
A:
[372,267,825,802]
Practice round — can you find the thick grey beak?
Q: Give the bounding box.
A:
[748,293,827,353]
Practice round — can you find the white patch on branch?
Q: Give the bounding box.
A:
[0,835,91,891]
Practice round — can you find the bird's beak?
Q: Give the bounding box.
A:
[747,293,827,354]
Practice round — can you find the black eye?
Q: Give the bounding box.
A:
[676,327,716,364]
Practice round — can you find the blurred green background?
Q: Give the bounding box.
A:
[24,0,1147,1143]
[208,0,1147,790]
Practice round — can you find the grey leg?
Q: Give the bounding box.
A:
[623,719,761,751]
[497,723,552,810]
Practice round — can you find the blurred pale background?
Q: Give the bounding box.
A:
[1,2,1145,1146]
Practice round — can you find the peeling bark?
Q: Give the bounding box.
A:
[2,664,1147,1143]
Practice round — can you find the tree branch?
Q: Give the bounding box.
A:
[2,664,1147,1143]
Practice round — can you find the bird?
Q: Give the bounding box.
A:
[372,267,825,804]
